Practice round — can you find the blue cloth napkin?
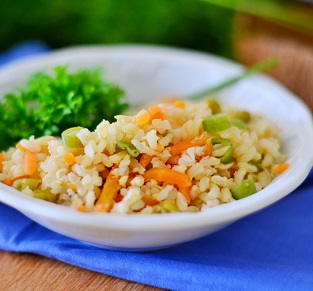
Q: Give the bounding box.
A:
[0,41,50,66]
[1,43,313,290]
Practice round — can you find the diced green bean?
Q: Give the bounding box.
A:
[231,119,249,130]
[12,178,40,191]
[34,190,57,203]
[234,110,251,123]
[206,98,221,114]
[202,114,231,133]
[152,200,180,213]
[159,200,180,212]
[211,138,233,164]
[231,177,257,200]
[116,140,140,157]
[61,127,84,148]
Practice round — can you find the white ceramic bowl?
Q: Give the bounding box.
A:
[0,45,313,251]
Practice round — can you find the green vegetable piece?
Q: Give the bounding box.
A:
[202,114,231,133]
[231,119,249,130]
[231,177,257,200]
[153,200,180,213]
[211,137,233,164]
[116,140,140,157]
[159,200,180,212]
[61,127,84,148]
[34,190,57,203]
[12,178,40,191]
[206,98,221,114]
[249,160,262,173]
[234,110,251,123]
[190,197,204,208]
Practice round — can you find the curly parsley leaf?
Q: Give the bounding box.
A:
[0,66,128,151]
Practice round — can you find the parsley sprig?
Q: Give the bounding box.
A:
[0,66,128,151]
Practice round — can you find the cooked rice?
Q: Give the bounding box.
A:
[0,100,287,214]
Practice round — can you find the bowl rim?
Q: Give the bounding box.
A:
[0,44,313,232]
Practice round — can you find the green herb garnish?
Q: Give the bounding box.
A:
[188,58,279,100]
[0,66,128,151]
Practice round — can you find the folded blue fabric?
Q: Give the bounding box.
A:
[1,43,313,290]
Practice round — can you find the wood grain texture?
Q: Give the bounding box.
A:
[233,14,313,113]
[0,251,163,291]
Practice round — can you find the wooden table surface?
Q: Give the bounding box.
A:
[0,251,162,290]
[1,12,313,291]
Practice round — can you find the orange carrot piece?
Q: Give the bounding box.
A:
[99,168,110,179]
[264,130,271,138]
[203,140,213,156]
[139,153,153,168]
[142,195,159,206]
[135,110,150,127]
[63,152,76,166]
[143,167,192,187]
[167,155,180,165]
[40,145,49,154]
[169,132,208,156]
[173,100,186,109]
[0,153,4,171]
[2,178,13,186]
[272,163,289,174]
[30,172,41,179]
[135,105,164,127]
[12,175,30,183]
[147,105,164,120]
[114,192,124,203]
[1,175,30,186]
[161,98,187,109]
[24,150,37,175]
[94,171,120,212]
[179,186,191,205]
[228,168,236,178]
[77,205,87,212]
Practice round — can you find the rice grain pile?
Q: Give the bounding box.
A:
[0,99,288,214]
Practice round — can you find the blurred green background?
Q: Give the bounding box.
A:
[0,0,312,59]
[0,0,233,57]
